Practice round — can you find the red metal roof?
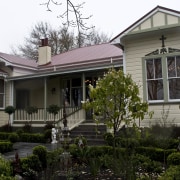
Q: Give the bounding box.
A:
[49,43,122,67]
[0,52,37,68]
[0,43,123,77]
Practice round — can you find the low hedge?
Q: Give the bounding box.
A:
[0,132,19,143]
[0,132,48,143]
[136,146,177,162]
[139,137,179,149]
[104,133,179,149]
[20,133,45,143]
[8,133,19,143]
[0,132,11,140]
[0,141,13,153]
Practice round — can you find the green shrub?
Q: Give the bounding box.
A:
[20,133,45,143]
[21,154,42,172]
[8,133,19,143]
[132,154,163,177]
[88,157,102,177]
[88,146,113,157]
[22,122,32,133]
[118,127,141,138]
[33,145,47,169]
[166,138,179,149]
[26,106,38,115]
[150,124,174,139]
[4,106,15,115]
[139,136,157,147]
[115,137,139,149]
[99,154,113,168]
[159,165,180,180]
[136,147,164,162]
[155,138,179,149]
[47,104,60,125]
[0,175,16,180]
[167,152,180,166]
[44,121,54,131]
[0,124,12,132]
[69,144,78,155]
[15,129,24,136]
[74,135,87,147]
[103,132,114,146]
[0,141,13,153]
[43,129,52,142]
[46,148,63,168]
[171,126,180,138]
[0,132,10,140]
[136,146,177,163]
[0,155,13,176]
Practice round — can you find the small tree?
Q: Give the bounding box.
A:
[26,106,38,123]
[47,104,60,126]
[4,106,16,126]
[82,68,153,137]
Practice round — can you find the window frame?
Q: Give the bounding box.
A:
[142,52,180,103]
[0,78,5,109]
[166,55,180,102]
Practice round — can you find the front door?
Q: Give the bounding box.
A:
[62,78,82,107]
[16,90,29,109]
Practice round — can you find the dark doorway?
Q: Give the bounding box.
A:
[16,90,29,109]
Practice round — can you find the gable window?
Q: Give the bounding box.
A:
[0,79,5,108]
[167,56,180,99]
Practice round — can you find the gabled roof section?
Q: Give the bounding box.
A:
[0,52,37,69]
[110,6,180,43]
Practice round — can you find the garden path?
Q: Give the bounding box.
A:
[2,142,59,160]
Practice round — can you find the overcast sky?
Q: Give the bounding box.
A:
[0,0,180,53]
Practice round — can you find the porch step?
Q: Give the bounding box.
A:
[70,122,107,146]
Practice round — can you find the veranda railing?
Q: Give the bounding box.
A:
[14,106,81,122]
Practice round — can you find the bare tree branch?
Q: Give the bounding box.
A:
[40,0,94,47]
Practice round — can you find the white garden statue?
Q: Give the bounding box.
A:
[51,128,58,144]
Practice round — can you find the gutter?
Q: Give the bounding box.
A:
[7,57,123,81]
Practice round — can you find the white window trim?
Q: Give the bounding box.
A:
[143,52,180,103]
[0,78,5,109]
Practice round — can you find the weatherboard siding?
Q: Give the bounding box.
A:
[124,31,180,126]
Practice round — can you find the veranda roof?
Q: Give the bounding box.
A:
[5,43,123,80]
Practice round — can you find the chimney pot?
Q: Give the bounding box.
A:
[41,38,48,47]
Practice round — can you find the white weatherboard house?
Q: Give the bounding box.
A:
[111,6,180,126]
[0,6,180,128]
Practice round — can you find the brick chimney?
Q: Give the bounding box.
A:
[38,38,51,65]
